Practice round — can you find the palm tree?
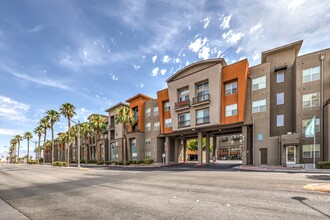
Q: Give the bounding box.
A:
[89,114,106,163]
[39,116,50,163]
[60,103,76,165]
[34,125,43,163]
[81,122,94,163]
[43,140,52,162]
[14,135,23,163]
[115,106,135,165]
[9,139,17,163]
[23,132,33,162]
[46,110,61,164]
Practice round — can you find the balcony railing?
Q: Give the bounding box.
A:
[110,123,115,129]
[196,116,210,125]
[133,115,139,122]
[178,120,191,128]
[175,99,190,110]
[192,94,210,105]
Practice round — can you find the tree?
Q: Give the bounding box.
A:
[9,139,17,163]
[187,138,213,152]
[39,116,50,161]
[46,109,61,164]
[43,140,52,162]
[115,106,135,165]
[60,103,76,165]
[89,114,106,163]
[14,135,23,163]
[81,122,94,163]
[34,125,44,162]
[23,132,33,162]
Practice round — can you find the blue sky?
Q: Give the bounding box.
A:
[1,0,330,159]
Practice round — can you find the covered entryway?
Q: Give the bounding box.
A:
[260,148,267,165]
[286,145,296,164]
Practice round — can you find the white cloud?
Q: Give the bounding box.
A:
[0,128,23,136]
[112,75,118,80]
[83,88,90,94]
[239,56,247,61]
[151,67,159,76]
[185,61,190,66]
[162,55,171,63]
[222,30,244,44]
[173,58,181,63]
[198,46,210,60]
[220,14,232,30]
[252,51,260,61]
[152,55,158,63]
[140,83,144,88]
[202,16,211,29]
[133,64,141,70]
[0,95,30,122]
[188,37,208,53]
[160,69,167,75]
[250,22,263,34]
[236,47,243,53]
[288,0,306,13]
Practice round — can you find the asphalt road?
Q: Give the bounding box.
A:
[0,163,329,220]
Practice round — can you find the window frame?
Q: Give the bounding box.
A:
[196,108,210,125]
[277,92,284,105]
[277,71,284,83]
[302,144,320,158]
[303,92,320,108]
[252,76,266,91]
[303,66,320,83]
[178,112,191,128]
[225,81,238,96]
[225,103,238,117]
[252,99,266,113]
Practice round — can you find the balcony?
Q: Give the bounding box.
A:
[192,94,210,106]
[109,123,115,129]
[175,100,190,111]
[178,120,191,128]
[196,116,210,125]
[133,115,139,123]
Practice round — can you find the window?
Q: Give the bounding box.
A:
[154,122,160,131]
[277,72,284,83]
[303,66,320,83]
[145,151,151,159]
[302,118,320,133]
[154,107,159,116]
[303,92,320,108]
[196,81,209,102]
[277,115,284,127]
[252,76,266,91]
[225,81,237,95]
[165,118,172,128]
[277,93,284,105]
[145,137,151,145]
[178,87,189,102]
[145,108,151,117]
[257,134,263,141]
[178,112,190,127]
[196,108,210,124]
[110,143,116,159]
[303,144,320,158]
[145,123,151,131]
[252,99,266,113]
[164,102,170,111]
[226,104,238,117]
[131,139,137,160]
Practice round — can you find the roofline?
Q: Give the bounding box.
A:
[157,88,168,94]
[261,40,303,63]
[223,58,249,69]
[297,47,330,59]
[125,93,153,103]
[166,58,227,83]
[105,102,128,112]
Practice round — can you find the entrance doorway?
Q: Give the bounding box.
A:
[286,146,296,164]
[260,148,267,165]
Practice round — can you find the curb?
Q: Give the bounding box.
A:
[304,183,330,193]
[234,166,330,174]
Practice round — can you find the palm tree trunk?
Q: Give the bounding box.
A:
[51,127,54,164]
[27,138,30,163]
[124,125,127,166]
[67,118,71,166]
[38,134,41,163]
[43,131,46,163]
[95,132,99,163]
[17,141,20,164]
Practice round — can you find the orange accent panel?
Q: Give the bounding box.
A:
[220,59,249,125]
[157,89,172,134]
[126,94,152,132]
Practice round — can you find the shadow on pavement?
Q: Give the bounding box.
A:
[305,175,330,181]
[291,196,330,218]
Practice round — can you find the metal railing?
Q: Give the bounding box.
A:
[175,99,190,109]
[192,94,210,105]
[178,120,191,128]
[196,116,210,125]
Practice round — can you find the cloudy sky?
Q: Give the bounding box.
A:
[0,0,329,159]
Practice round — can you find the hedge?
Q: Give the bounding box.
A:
[316,161,330,169]
[27,160,38,164]
[52,161,68,167]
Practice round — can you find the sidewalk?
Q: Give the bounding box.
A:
[235,165,330,174]
[0,198,29,220]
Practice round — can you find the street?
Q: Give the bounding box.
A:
[0,163,329,220]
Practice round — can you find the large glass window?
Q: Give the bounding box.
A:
[154,122,160,131]
[277,115,284,127]
[178,112,190,127]
[252,76,266,91]
[303,144,320,158]
[252,99,266,113]
[302,118,320,133]
[145,122,151,131]
[110,143,116,159]
[131,139,137,160]
[165,118,172,128]
[225,81,237,95]
[277,72,284,83]
[303,92,320,108]
[195,81,209,102]
[303,66,320,83]
[145,108,151,117]
[164,102,170,111]
[154,107,159,116]
[145,137,151,145]
[196,108,210,124]
[225,104,237,117]
[178,87,189,102]
[277,93,284,105]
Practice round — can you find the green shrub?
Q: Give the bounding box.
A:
[144,159,154,164]
[28,160,38,164]
[118,161,123,165]
[88,160,97,164]
[131,160,137,164]
[97,160,105,165]
[80,159,86,163]
[105,161,112,165]
[52,161,68,167]
[316,161,330,169]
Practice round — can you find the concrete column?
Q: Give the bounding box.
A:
[174,138,179,163]
[183,139,187,162]
[165,137,170,164]
[205,133,210,164]
[213,136,217,160]
[198,131,203,164]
